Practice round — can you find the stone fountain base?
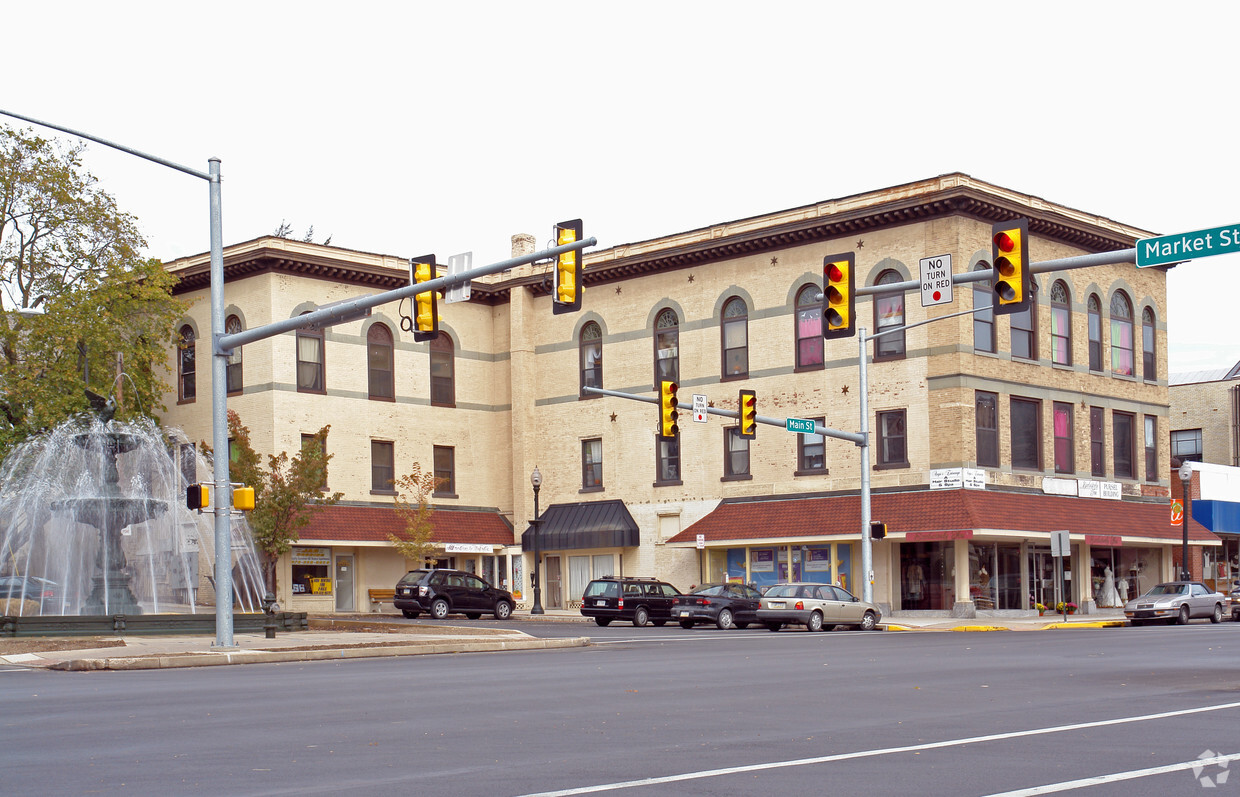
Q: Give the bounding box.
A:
[0,612,309,637]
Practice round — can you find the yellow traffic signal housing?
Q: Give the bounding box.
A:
[553,219,583,315]
[232,485,255,511]
[991,219,1031,315]
[186,483,209,510]
[410,254,440,341]
[659,380,679,439]
[738,389,757,439]
[822,253,855,339]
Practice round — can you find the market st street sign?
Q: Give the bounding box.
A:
[1136,223,1240,267]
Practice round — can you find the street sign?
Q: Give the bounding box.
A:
[692,394,708,423]
[445,252,473,303]
[786,417,816,434]
[1136,223,1240,267]
[696,533,706,550]
[1050,529,1070,558]
[919,253,953,307]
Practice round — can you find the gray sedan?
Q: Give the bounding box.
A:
[1123,581,1228,626]
[758,582,881,632]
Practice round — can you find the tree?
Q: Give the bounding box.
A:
[0,125,185,457]
[388,463,444,568]
[216,410,342,593]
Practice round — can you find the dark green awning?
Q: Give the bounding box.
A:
[521,499,639,552]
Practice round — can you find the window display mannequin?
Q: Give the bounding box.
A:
[1117,576,1129,603]
[906,562,923,600]
[1097,566,1120,607]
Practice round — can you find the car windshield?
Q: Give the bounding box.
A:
[689,584,726,596]
[1146,583,1189,596]
[583,581,620,598]
[764,585,803,598]
[397,570,431,586]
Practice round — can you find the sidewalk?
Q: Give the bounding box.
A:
[0,609,1127,671]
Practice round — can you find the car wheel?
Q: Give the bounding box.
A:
[430,598,450,620]
[1212,604,1223,624]
[716,609,734,630]
[465,613,481,620]
[1130,619,1144,626]
[679,620,694,629]
[1177,605,1190,625]
[1233,612,1240,622]
[859,611,878,631]
[806,611,824,633]
[766,622,782,632]
[494,602,513,621]
[633,607,650,627]
[401,610,420,619]
[651,619,667,627]
[594,617,612,627]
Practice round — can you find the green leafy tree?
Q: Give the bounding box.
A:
[0,125,184,456]
[214,410,342,592]
[388,463,443,568]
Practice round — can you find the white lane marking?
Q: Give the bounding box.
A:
[515,701,1240,796]
[983,752,1240,796]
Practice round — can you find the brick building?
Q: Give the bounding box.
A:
[160,173,1218,617]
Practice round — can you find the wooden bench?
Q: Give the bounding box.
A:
[368,588,396,612]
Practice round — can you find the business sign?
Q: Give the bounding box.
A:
[1136,223,1240,267]
[444,543,492,554]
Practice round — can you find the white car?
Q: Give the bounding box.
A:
[1123,581,1228,626]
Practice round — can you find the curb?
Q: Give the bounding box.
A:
[46,636,592,671]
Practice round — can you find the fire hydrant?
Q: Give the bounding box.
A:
[262,592,279,639]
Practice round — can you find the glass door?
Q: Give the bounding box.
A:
[334,555,354,612]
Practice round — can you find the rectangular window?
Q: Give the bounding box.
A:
[581,438,602,490]
[797,417,826,474]
[1090,407,1105,476]
[371,440,394,492]
[1113,411,1135,479]
[724,427,751,478]
[1051,304,1071,366]
[976,392,999,468]
[433,445,455,496]
[296,330,324,392]
[1053,402,1074,474]
[876,410,908,467]
[656,436,680,484]
[1010,397,1042,470]
[1011,305,1035,360]
[1171,429,1203,463]
[1144,415,1157,482]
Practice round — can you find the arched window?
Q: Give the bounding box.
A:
[795,285,823,369]
[178,325,196,402]
[1087,294,1102,372]
[1110,291,1134,376]
[1142,307,1156,382]
[367,323,394,400]
[1050,280,1071,366]
[580,321,602,397]
[721,297,748,379]
[430,333,455,407]
[873,270,905,360]
[296,315,325,393]
[225,315,243,395]
[973,264,994,353]
[654,308,679,386]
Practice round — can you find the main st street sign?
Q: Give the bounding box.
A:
[1136,222,1240,267]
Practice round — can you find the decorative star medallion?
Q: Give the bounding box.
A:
[610,412,617,422]
[707,400,715,408]
[687,274,694,283]
[842,385,850,395]
[615,286,622,295]
[856,239,865,249]
[770,257,779,266]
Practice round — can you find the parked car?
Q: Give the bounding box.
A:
[672,582,762,629]
[579,576,681,627]
[0,575,59,610]
[1230,583,1240,621]
[392,569,515,620]
[758,582,882,632]
[1123,581,1227,625]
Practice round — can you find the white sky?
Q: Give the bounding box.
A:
[5,1,1238,373]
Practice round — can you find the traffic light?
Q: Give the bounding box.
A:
[991,219,1030,315]
[659,380,679,439]
[822,253,855,339]
[233,485,255,511]
[870,521,887,540]
[186,483,209,511]
[410,254,440,341]
[738,389,757,439]
[553,219,583,315]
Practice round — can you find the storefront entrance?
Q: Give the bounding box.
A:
[545,555,563,609]
[335,555,354,612]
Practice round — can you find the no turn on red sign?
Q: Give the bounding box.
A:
[919,254,953,307]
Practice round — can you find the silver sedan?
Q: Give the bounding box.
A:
[1123,581,1228,626]
[758,582,882,632]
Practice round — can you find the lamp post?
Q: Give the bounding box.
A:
[1179,460,1193,581]
[530,467,544,615]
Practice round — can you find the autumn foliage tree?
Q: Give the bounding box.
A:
[214,410,342,592]
[388,463,443,569]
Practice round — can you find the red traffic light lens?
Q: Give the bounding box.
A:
[994,231,1015,252]
[827,263,844,283]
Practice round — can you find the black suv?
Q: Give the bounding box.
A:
[393,569,515,620]
[580,576,681,627]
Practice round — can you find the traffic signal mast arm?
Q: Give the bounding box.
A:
[580,386,864,446]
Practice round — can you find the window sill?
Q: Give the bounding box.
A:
[296,388,327,395]
[793,363,825,373]
[368,395,395,402]
[432,492,458,499]
[720,474,752,482]
[178,397,196,405]
[720,373,748,382]
[653,480,683,488]
[874,461,910,471]
[370,489,398,496]
[579,485,604,494]
[794,468,829,477]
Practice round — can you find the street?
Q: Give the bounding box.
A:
[3,622,1239,795]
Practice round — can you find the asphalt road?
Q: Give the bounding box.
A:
[4,622,1239,796]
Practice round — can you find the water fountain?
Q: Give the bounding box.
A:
[0,391,268,629]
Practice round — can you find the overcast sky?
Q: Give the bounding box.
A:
[5,1,1238,373]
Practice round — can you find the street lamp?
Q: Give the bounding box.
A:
[1179,460,1193,581]
[530,467,544,615]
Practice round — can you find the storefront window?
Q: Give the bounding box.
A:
[900,542,953,610]
[290,546,332,596]
[970,542,1024,610]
